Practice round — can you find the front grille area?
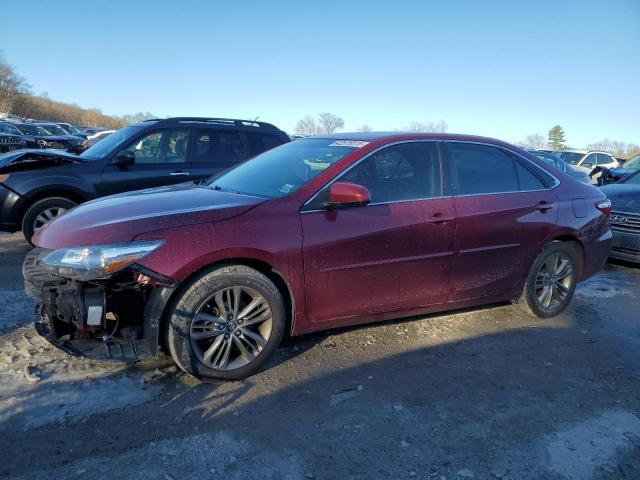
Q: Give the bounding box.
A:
[610,211,640,234]
[0,136,22,145]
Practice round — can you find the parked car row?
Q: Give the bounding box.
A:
[0,117,112,154]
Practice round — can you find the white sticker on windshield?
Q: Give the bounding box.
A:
[329,140,369,148]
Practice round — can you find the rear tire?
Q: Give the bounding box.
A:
[166,264,286,381]
[22,197,76,246]
[519,241,579,318]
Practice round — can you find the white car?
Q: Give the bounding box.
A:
[555,149,619,181]
[87,129,115,145]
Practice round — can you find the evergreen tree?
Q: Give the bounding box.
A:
[547,125,566,150]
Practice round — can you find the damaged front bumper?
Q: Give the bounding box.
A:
[23,248,176,362]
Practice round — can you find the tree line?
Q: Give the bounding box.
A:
[0,54,152,128]
[519,125,640,159]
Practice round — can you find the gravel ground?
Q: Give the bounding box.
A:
[1,232,639,479]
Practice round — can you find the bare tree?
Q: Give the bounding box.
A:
[0,54,31,113]
[587,139,640,159]
[294,115,319,137]
[521,134,545,149]
[317,112,345,135]
[405,120,448,133]
[121,112,156,124]
[358,124,372,132]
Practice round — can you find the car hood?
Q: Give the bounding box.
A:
[33,182,268,249]
[0,149,82,172]
[600,183,640,213]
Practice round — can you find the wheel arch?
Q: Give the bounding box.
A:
[157,257,296,352]
[550,235,585,279]
[18,188,87,225]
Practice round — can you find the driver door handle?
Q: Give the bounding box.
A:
[169,170,190,176]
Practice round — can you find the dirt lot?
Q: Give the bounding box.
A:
[0,232,639,479]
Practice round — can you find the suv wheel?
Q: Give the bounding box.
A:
[520,241,579,318]
[22,197,77,245]
[166,264,286,381]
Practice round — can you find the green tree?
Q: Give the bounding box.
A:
[547,125,566,150]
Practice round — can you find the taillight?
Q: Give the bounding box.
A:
[596,198,611,216]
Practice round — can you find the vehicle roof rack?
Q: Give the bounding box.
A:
[143,117,279,130]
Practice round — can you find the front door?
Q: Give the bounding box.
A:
[99,128,192,196]
[301,141,455,324]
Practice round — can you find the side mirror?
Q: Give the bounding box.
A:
[114,150,134,167]
[326,182,371,209]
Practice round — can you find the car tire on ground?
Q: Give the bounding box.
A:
[22,197,77,246]
[166,264,286,381]
[519,241,580,318]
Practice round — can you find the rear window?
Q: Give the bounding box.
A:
[449,143,519,195]
[245,131,286,158]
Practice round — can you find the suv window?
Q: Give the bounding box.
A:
[581,154,596,168]
[341,142,441,203]
[245,131,285,158]
[450,143,519,195]
[193,129,245,166]
[125,129,189,164]
[596,153,612,165]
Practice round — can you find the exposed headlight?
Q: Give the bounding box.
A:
[41,240,164,281]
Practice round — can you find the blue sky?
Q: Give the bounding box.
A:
[1,0,638,147]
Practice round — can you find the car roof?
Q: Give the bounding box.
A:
[559,148,589,154]
[310,131,514,145]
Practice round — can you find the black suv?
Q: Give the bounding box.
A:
[0,117,290,243]
[0,123,26,153]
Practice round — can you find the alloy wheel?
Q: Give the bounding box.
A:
[189,286,273,371]
[535,252,574,310]
[33,207,67,231]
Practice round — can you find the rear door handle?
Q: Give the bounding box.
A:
[169,170,190,176]
[535,201,555,212]
[430,212,454,224]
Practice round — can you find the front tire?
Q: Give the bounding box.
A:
[166,264,286,381]
[22,197,77,246]
[520,241,579,318]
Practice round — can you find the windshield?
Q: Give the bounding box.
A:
[60,124,80,135]
[79,125,143,160]
[0,123,20,135]
[556,151,585,165]
[39,124,68,135]
[208,138,360,198]
[624,154,640,170]
[16,124,52,136]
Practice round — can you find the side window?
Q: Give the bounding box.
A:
[193,129,245,166]
[449,143,518,195]
[581,154,596,168]
[596,153,612,165]
[515,161,546,190]
[126,130,189,164]
[245,131,285,158]
[341,142,441,203]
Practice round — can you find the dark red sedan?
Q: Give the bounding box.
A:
[25,133,612,380]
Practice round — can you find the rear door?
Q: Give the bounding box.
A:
[301,141,455,324]
[189,128,246,181]
[444,142,559,301]
[98,128,192,195]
